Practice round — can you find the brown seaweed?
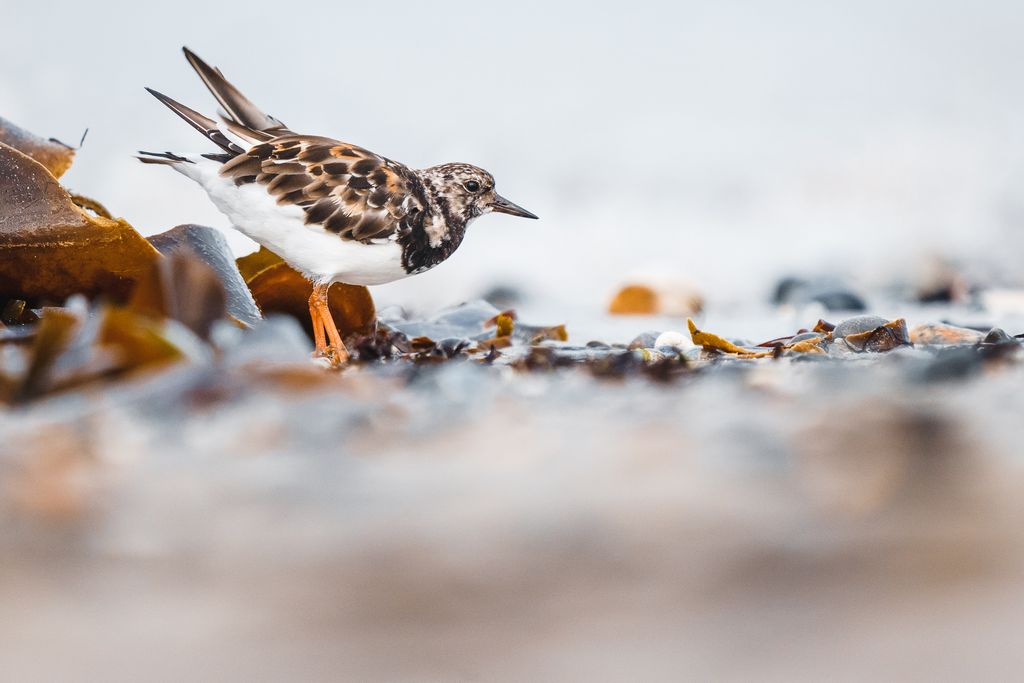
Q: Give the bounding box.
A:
[237,247,375,342]
[0,143,160,304]
[841,318,911,353]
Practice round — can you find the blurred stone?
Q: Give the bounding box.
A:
[790,332,824,344]
[981,328,1017,347]
[479,284,524,309]
[0,116,75,178]
[913,256,970,304]
[236,247,375,341]
[627,330,661,350]
[609,285,657,314]
[609,277,703,316]
[832,315,890,339]
[909,323,985,346]
[385,300,567,351]
[773,276,867,312]
[812,290,866,311]
[218,315,314,366]
[148,224,261,327]
[384,300,498,340]
[0,142,160,304]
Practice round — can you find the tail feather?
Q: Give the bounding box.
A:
[141,48,293,169]
[144,87,244,155]
[137,150,195,165]
[182,46,291,135]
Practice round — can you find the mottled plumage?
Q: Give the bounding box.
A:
[140,47,537,363]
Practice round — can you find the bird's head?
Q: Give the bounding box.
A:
[421,163,538,226]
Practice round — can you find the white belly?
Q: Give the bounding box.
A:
[180,159,410,285]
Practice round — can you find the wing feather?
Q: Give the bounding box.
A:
[221,136,422,242]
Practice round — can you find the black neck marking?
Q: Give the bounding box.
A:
[397,174,467,274]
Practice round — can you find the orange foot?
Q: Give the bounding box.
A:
[307,282,350,366]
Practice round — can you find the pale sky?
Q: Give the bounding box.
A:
[6,0,1024,310]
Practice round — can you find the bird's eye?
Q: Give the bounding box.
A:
[464,180,481,192]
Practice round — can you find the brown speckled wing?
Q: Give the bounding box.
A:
[220,136,421,242]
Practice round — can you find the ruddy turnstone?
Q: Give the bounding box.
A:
[139,47,537,364]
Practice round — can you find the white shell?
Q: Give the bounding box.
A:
[654,330,695,352]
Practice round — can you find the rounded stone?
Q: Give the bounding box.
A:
[833,315,889,339]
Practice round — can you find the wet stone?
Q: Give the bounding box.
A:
[814,291,867,312]
[982,328,1017,346]
[384,301,566,350]
[383,300,501,340]
[833,315,891,339]
[910,323,986,347]
[628,331,661,350]
[790,332,824,344]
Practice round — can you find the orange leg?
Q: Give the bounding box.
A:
[310,282,349,365]
[307,290,327,356]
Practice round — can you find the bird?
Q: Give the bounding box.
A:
[139,47,537,364]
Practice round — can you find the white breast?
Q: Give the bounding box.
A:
[175,158,410,286]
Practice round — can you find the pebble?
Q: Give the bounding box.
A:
[909,323,985,346]
[627,331,662,350]
[832,315,890,339]
[982,328,1018,346]
[772,276,867,312]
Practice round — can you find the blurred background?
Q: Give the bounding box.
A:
[8,3,1024,681]
[7,0,1024,315]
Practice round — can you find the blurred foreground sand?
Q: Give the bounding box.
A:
[2,351,1023,681]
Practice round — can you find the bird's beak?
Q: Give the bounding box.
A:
[489,194,538,219]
